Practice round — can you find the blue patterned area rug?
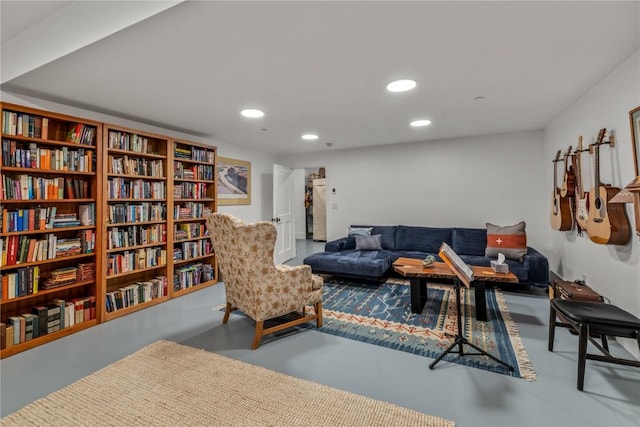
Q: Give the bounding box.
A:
[306,277,536,381]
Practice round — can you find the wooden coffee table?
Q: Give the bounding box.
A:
[392,257,518,320]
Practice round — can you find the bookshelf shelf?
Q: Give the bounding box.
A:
[174,158,215,166]
[106,264,167,278]
[1,199,94,204]
[107,148,166,160]
[174,178,215,184]
[0,280,96,305]
[0,253,96,271]
[173,253,216,266]
[172,278,218,298]
[1,225,95,237]
[1,102,102,358]
[176,236,209,244]
[0,319,97,358]
[173,217,208,223]
[107,220,165,227]
[106,173,166,180]
[0,167,96,176]
[107,198,167,202]
[0,135,97,149]
[106,242,167,254]
[103,295,169,321]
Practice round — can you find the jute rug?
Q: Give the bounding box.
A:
[303,277,536,381]
[2,340,455,427]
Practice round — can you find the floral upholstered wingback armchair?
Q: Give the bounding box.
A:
[206,212,323,349]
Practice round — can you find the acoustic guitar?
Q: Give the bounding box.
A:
[573,137,589,233]
[586,129,631,245]
[550,150,572,231]
[560,145,575,198]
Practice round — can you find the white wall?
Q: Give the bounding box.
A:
[0,91,277,224]
[279,129,548,251]
[544,50,640,356]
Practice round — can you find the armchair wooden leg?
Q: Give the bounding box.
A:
[252,321,264,350]
[222,302,233,324]
[315,302,323,328]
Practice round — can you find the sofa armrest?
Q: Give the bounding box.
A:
[523,246,549,285]
[325,237,355,252]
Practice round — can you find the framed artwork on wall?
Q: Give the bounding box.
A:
[217,156,251,205]
[630,105,640,178]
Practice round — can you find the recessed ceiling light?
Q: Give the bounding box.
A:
[301,133,318,141]
[410,119,432,127]
[386,79,417,92]
[240,108,264,118]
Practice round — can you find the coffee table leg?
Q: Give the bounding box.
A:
[410,278,428,313]
[475,281,487,321]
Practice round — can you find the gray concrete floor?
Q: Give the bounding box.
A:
[1,240,639,426]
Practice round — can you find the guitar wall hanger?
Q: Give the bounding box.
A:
[589,133,615,154]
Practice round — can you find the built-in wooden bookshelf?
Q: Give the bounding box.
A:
[0,104,218,357]
[0,102,102,358]
[102,124,170,321]
[170,139,217,297]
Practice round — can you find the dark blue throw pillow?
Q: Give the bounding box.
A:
[452,228,487,256]
[396,225,452,253]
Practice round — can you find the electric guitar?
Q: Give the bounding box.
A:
[550,150,572,231]
[586,129,631,245]
[560,145,575,198]
[573,137,589,233]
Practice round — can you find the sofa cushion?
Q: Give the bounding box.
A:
[303,250,393,279]
[351,225,397,250]
[355,234,382,251]
[348,227,372,237]
[396,225,452,253]
[485,222,527,261]
[452,228,487,256]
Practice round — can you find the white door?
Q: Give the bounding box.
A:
[312,179,327,241]
[273,164,296,264]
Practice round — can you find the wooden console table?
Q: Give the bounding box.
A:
[392,257,518,321]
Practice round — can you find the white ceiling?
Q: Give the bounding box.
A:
[1,1,639,154]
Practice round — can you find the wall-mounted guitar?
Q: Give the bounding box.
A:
[550,149,572,230]
[572,137,590,234]
[586,128,631,245]
[560,145,575,198]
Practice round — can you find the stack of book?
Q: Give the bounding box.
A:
[42,266,77,290]
[77,262,96,282]
[53,213,80,228]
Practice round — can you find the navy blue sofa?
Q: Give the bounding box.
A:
[303,225,549,286]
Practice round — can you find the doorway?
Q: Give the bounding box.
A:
[297,167,327,243]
